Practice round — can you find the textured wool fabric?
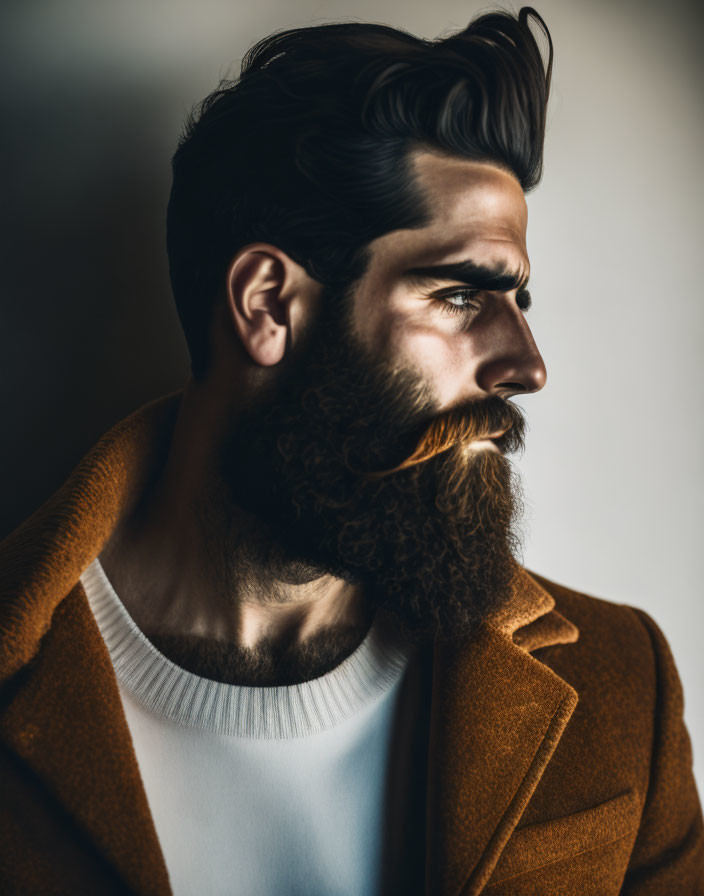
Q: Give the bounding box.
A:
[79,556,422,895]
[0,391,703,895]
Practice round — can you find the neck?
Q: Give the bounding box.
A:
[99,376,372,677]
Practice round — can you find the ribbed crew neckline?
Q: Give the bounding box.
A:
[80,557,413,740]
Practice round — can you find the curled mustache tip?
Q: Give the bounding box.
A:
[362,413,506,481]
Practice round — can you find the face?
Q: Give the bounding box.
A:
[219,151,547,646]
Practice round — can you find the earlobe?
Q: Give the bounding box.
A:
[225,247,290,367]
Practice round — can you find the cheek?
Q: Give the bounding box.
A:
[351,282,479,408]
[385,318,478,408]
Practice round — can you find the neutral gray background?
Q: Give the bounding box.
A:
[3,0,702,798]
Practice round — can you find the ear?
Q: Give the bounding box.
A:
[225,243,318,366]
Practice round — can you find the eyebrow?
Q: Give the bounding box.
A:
[402,260,530,293]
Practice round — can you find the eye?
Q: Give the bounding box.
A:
[435,288,482,316]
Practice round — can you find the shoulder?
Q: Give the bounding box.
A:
[524,569,694,770]
[527,568,665,672]
[524,569,679,728]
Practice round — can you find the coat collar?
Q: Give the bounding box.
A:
[0,391,580,896]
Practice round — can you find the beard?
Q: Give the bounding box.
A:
[217,278,529,647]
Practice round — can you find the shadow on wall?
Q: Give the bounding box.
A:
[1,83,191,541]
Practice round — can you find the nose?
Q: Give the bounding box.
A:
[474,299,547,397]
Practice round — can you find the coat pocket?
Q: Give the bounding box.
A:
[486,787,641,887]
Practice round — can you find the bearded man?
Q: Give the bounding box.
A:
[1,6,702,895]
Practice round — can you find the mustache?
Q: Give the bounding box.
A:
[361,397,527,480]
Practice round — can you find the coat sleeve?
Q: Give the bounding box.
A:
[620,606,704,894]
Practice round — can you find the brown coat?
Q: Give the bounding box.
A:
[1,392,702,895]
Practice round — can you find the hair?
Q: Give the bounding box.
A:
[166,6,553,380]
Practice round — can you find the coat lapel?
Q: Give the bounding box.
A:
[0,392,183,894]
[425,565,580,896]
[0,391,581,896]
[0,581,172,895]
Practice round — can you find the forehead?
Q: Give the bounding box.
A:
[366,148,529,278]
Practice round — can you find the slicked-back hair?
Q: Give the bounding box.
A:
[166,6,553,380]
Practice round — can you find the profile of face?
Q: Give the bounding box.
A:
[219,150,547,646]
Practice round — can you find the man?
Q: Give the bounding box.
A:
[1,5,702,895]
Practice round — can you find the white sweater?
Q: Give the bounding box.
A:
[80,558,429,896]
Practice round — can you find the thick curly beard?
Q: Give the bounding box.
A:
[218,279,529,646]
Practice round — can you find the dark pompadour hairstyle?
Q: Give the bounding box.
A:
[166,6,553,379]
